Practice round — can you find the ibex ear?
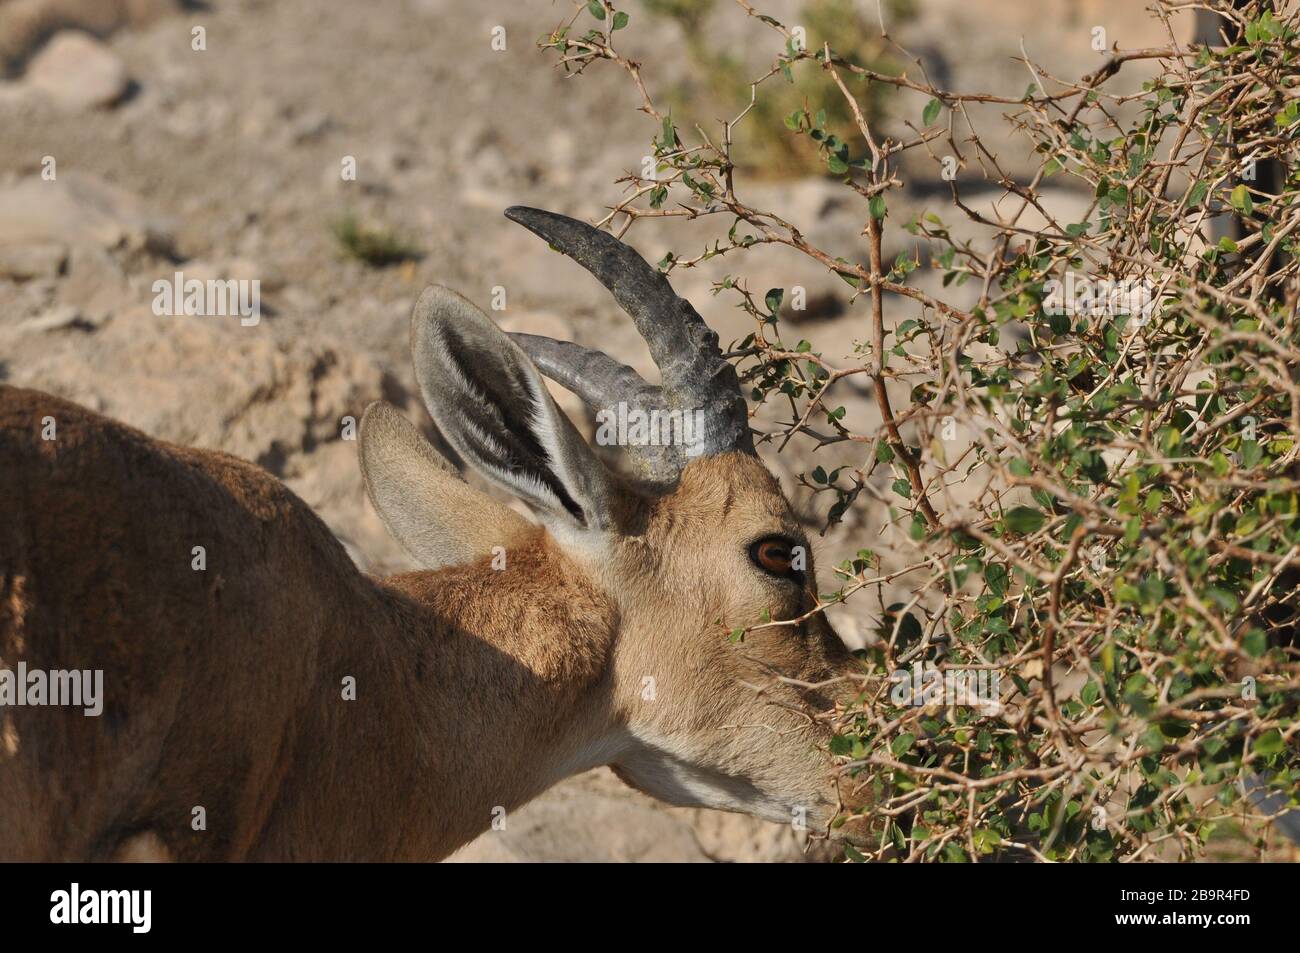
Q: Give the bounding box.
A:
[359,401,533,569]
[408,286,615,530]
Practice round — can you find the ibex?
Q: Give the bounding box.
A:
[0,207,868,861]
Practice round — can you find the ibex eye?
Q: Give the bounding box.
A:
[749,537,804,583]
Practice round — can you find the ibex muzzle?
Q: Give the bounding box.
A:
[0,207,868,861]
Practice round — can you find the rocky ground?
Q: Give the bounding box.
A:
[0,0,1186,861]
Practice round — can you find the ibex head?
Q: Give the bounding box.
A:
[360,207,867,837]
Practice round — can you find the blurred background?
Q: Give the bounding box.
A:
[0,0,1232,861]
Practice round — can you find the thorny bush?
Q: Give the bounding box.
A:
[543,0,1300,861]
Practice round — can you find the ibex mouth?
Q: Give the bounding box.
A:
[503,206,754,485]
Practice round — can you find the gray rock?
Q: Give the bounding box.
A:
[6,303,387,469]
[0,241,66,280]
[0,172,176,256]
[57,244,130,326]
[24,30,129,111]
[0,0,180,76]
[14,305,93,333]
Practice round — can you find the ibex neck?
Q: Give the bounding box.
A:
[257,536,619,860]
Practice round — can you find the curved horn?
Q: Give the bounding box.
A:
[508,333,659,409]
[509,332,684,484]
[504,206,753,460]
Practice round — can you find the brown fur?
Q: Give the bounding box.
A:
[0,385,619,860]
[0,384,868,860]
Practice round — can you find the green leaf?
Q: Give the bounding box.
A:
[1139,575,1165,606]
[1206,588,1238,613]
[587,0,605,19]
[1242,628,1268,658]
[909,513,926,541]
[869,194,887,220]
[1229,184,1253,215]
[891,732,916,756]
[985,562,1009,597]
[1141,725,1167,752]
[611,10,629,30]
[1003,506,1045,534]
[1253,730,1284,757]
[973,829,1001,855]
[922,98,941,126]
[764,287,783,314]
